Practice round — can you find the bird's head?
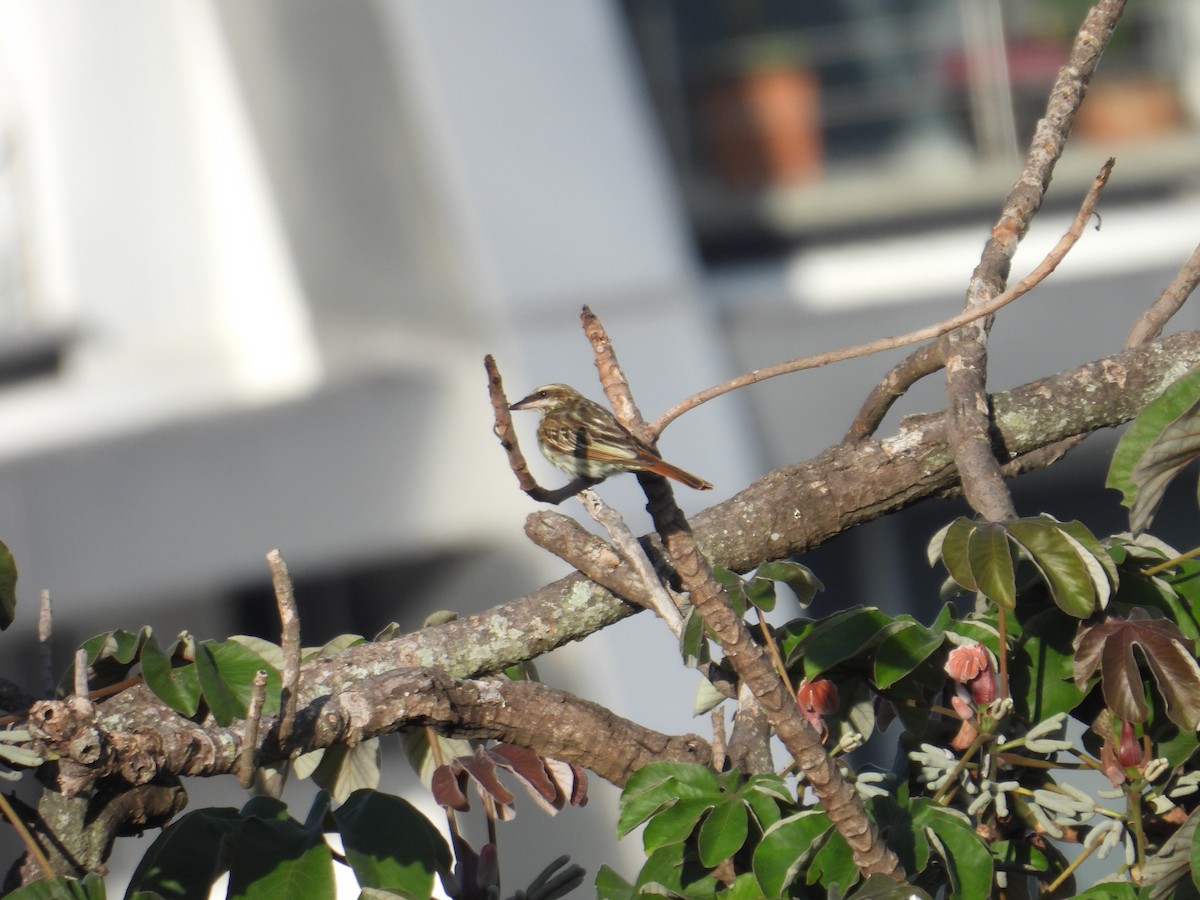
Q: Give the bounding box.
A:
[509,384,583,413]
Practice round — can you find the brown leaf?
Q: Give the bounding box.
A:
[487,743,557,808]
[431,763,470,812]
[459,747,516,808]
[543,757,590,810]
[1074,612,1200,729]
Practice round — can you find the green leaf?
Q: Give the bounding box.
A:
[6,874,107,899]
[225,814,335,900]
[912,801,992,900]
[642,797,712,853]
[849,874,934,899]
[634,842,719,897]
[333,789,450,898]
[226,635,285,671]
[741,773,791,806]
[195,639,281,727]
[680,607,708,666]
[938,518,978,592]
[74,627,153,692]
[741,786,785,833]
[308,739,382,802]
[0,539,16,631]
[1071,885,1138,899]
[619,763,720,837]
[1010,608,1085,722]
[140,636,201,718]
[693,675,727,716]
[1006,519,1097,617]
[1108,367,1200,532]
[1192,810,1200,894]
[595,865,636,900]
[752,812,831,898]
[1059,520,1120,595]
[807,829,857,893]
[744,576,777,613]
[721,872,767,899]
[989,839,1050,876]
[698,798,748,868]
[967,523,1017,609]
[873,621,945,689]
[240,795,290,821]
[789,607,894,677]
[754,560,824,607]
[126,807,241,899]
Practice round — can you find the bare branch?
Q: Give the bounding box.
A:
[581,305,648,440]
[73,649,88,701]
[651,159,1114,439]
[267,550,300,746]
[523,509,655,611]
[28,671,709,792]
[578,489,684,635]
[847,159,1114,443]
[484,354,596,504]
[238,669,269,789]
[37,591,53,700]
[577,303,903,878]
[945,0,1126,521]
[1126,241,1200,347]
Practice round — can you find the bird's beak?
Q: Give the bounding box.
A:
[509,394,536,411]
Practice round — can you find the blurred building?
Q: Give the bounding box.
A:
[0,0,1196,893]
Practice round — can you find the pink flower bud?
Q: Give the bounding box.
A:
[945,642,998,704]
[797,678,839,716]
[1117,719,1143,770]
[969,665,997,705]
[945,643,989,683]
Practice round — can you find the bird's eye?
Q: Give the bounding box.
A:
[538,390,548,398]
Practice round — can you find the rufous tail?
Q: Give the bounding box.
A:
[645,460,713,491]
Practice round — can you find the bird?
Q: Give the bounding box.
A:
[509,384,713,490]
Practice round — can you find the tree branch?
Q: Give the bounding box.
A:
[582,308,903,879]
[1126,241,1200,347]
[12,332,1197,869]
[25,670,708,795]
[944,0,1126,521]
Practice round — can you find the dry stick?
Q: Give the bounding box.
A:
[38,590,53,699]
[580,308,904,880]
[484,355,596,505]
[851,157,1114,443]
[710,708,727,773]
[651,160,1115,441]
[1126,241,1200,347]
[238,669,269,789]
[846,341,946,444]
[578,489,684,636]
[73,649,88,700]
[267,549,301,745]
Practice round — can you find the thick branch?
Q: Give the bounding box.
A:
[640,473,903,878]
[26,671,709,795]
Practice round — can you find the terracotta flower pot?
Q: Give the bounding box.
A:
[702,64,823,189]
[1073,78,1183,142]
